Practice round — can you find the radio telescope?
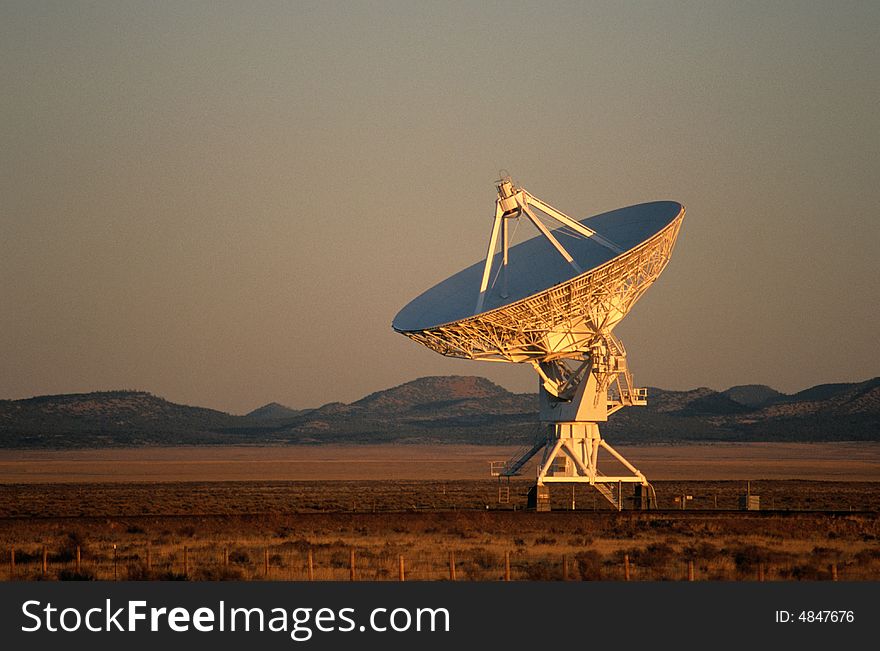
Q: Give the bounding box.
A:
[393,175,684,510]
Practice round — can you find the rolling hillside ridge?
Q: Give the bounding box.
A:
[1,376,877,448]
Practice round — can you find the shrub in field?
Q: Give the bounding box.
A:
[58,569,96,581]
[533,536,557,546]
[810,546,844,562]
[854,547,880,565]
[640,543,675,569]
[470,547,500,570]
[10,548,41,563]
[448,528,477,540]
[682,541,719,561]
[609,521,637,539]
[279,538,313,552]
[726,544,793,576]
[521,559,556,581]
[49,547,76,563]
[153,571,188,581]
[781,563,825,580]
[126,563,150,580]
[612,543,674,577]
[329,550,350,568]
[574,550,603,580]
[567,536,594,547]
[55,531,90,562]
[729,545,769,573]
[66,531,86,548]
[193,566,243,581]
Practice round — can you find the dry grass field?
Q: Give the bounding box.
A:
[0,478,878,582]
[1,443,878,581]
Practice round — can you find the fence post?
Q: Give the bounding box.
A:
[831,563,838,581]
[758,563,765,582]
[9,546,14,579]
[76,546,81,574]
[307,549,314,581]
[504,551,510,581]
[624,553,630,581]
[42,546,48,576]
[398,555,405,582]
[562,555,569,581]
[687,559,695,581]
[265,547,270,578]
[183,546,188,577]
[349,549,356,581]
[449,551,456,581]
[113,544,118,581]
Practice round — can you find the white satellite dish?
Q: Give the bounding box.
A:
[394,175,684,510]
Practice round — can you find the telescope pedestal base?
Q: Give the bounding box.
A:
[518,422,655,511]
[526,484,551,512]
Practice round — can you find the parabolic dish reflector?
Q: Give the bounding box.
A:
[393,199,684,363]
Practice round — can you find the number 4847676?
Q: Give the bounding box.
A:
[776,611,854,623]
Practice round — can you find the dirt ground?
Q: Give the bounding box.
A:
[0,442,878,482]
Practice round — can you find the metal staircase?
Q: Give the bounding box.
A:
[500,437,547,476]
[593,481,620,510]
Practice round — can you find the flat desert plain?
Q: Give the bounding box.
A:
[1,443,879,581]
[0,442,878,483]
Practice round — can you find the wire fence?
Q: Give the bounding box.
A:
[2,543,861,582]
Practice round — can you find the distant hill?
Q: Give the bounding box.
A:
[263,376,537,445]
[0,391,243,448]
[0,376,878,448]
[721,384,784,408]
[603,377,880,444]
[246,402,307,421]
[353,376,508,412]
[784,381,870,404]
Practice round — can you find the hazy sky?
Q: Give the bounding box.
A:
[2,1,878,413]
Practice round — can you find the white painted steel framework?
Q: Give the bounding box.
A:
[396,176,684,509]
